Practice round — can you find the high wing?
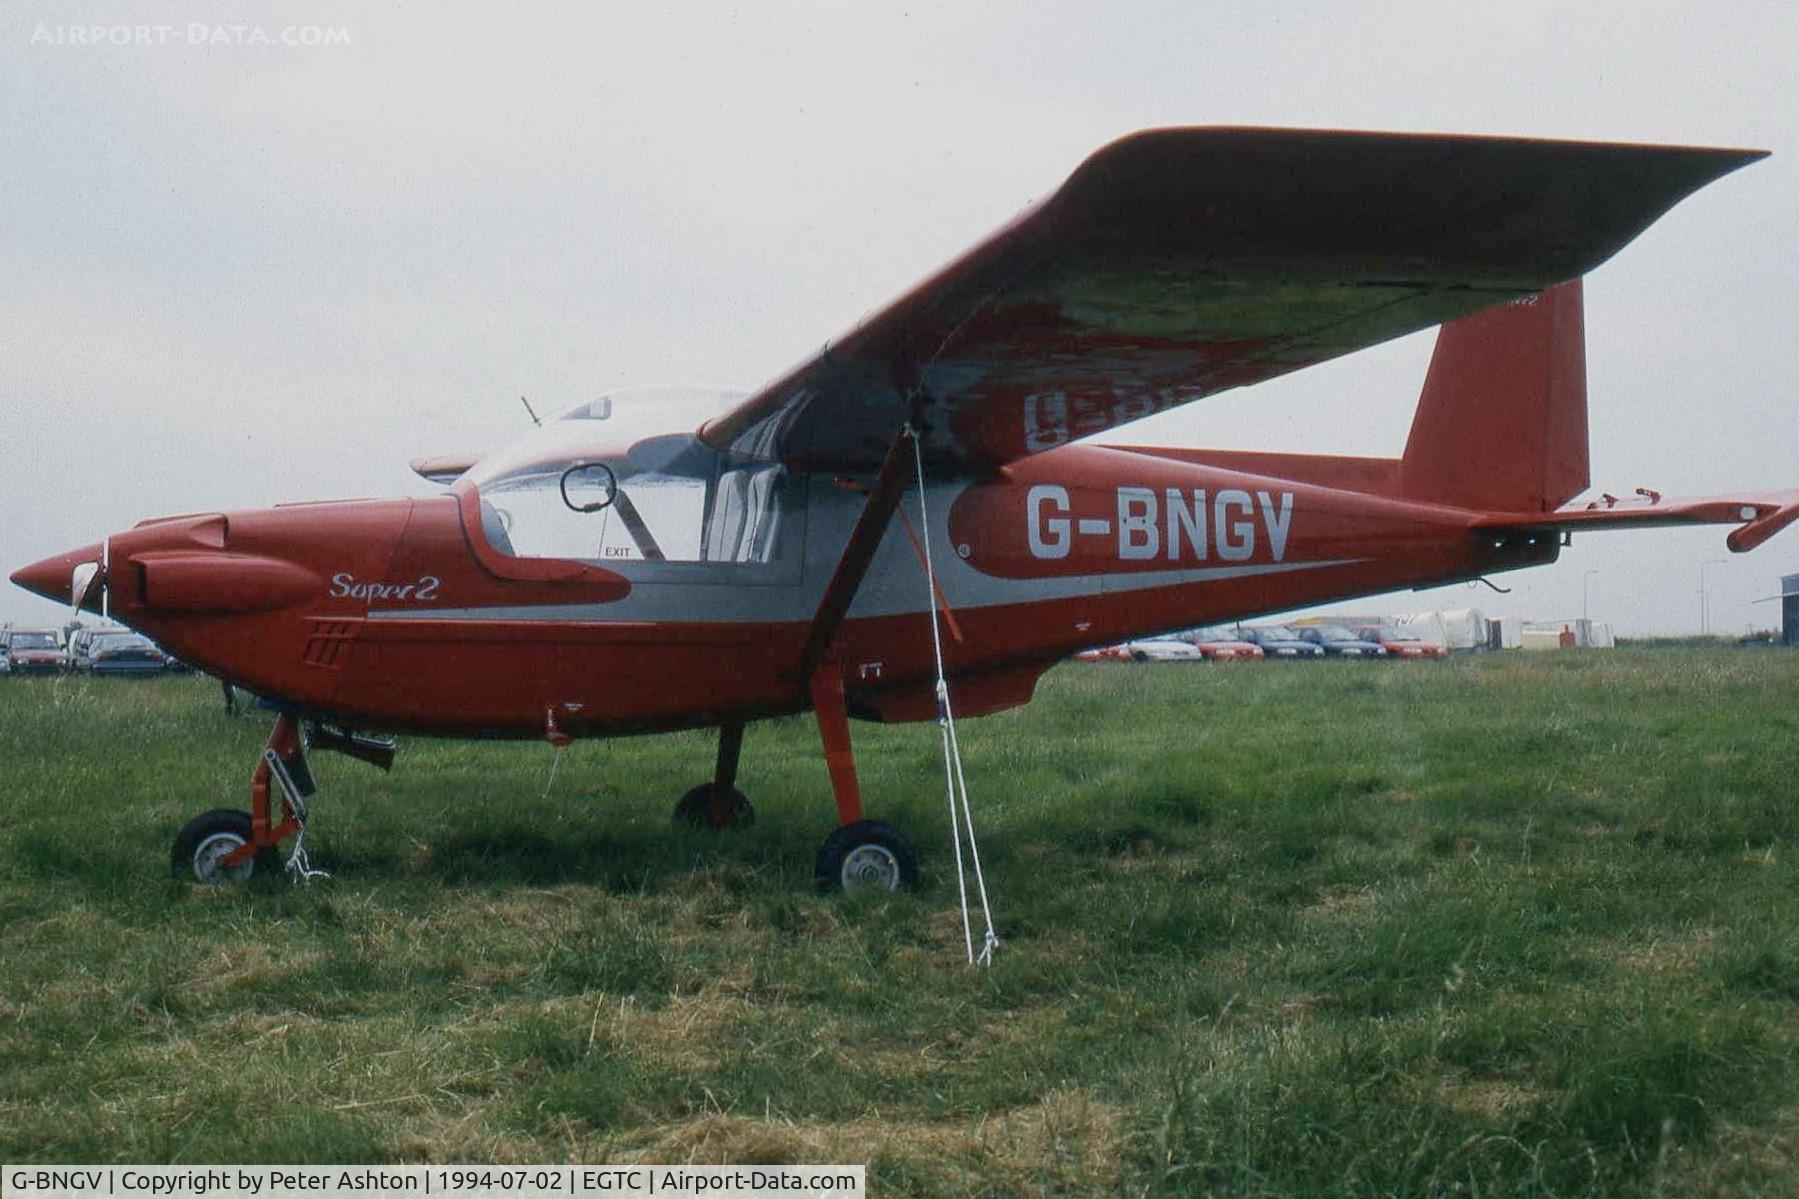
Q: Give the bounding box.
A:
[699,127,1762,475]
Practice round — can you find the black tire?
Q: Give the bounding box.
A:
[815,820,919,893]
[171,808,281,885]
[673,784,755,830]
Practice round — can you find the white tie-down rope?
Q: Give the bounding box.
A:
[907,426,1000,966]
[544,745,565,798]
[285,820,331,884]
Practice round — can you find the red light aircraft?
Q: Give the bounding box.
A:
[14,128,1796,892]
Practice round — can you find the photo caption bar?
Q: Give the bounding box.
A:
[1,1167,864,1199]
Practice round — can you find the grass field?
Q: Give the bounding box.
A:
[2,650,1798,1196]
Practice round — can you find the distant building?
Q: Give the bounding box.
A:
[1785,573,1799,647]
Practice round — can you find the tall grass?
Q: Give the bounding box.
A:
[0,651,1795,1195]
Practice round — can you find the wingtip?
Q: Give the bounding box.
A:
[1727,497,1799,553]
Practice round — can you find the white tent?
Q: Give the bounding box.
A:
[1394,608,1490,651]
[1438,608,1491,651]
[1391,610,1450,648]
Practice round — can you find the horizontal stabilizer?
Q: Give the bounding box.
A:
[411,453,479,485]
[1475,490,1799,553]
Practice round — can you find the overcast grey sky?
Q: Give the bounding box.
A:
[3,2,1795,635]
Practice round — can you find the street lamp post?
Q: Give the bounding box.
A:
[1699,558,1728,636]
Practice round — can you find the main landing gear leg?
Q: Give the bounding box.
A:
[809,660,919,893]
[171,712,318,886]
[674,720,754,829]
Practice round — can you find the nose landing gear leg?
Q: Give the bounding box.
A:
[171,712,324,886]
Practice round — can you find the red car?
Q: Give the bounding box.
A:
[1361,626,1449,660]
[1185,627,1267,661]
[5,628,69,675]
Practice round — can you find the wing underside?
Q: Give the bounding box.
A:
[701,127,1762,475]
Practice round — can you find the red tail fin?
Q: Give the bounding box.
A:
[1398,279,1587,513]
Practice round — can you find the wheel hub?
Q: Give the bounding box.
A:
[192,832,254,885]
[840,844,901,890]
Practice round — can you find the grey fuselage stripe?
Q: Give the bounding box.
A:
[367,558,1366,624]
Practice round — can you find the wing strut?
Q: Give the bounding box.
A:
[794,421,914,841]
[798,422,919,677]
[895,505,964,644]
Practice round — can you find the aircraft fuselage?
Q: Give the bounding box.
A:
[14,439,1551,739]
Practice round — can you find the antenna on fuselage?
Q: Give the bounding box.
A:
[519,395,542,427]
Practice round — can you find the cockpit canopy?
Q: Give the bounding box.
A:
[463,387,792,567]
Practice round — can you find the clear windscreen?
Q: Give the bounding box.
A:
[466,390,786,567]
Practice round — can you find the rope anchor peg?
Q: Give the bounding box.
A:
[907,425,1000,966]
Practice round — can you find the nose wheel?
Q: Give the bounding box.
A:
[170,809,281,884]
[171,712,326,887]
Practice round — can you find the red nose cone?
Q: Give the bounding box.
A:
[11,544,102,606]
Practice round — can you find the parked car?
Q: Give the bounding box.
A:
[4,628,69,674]
[1184,627,1266,661]
[1297,624,1387,658]
[1361,626,1450,660]
[68,625,125,670]
[1072,645,1131,663]
[1120,638,1204,662]
[1239,625,1325,659]
[84,630,169,675]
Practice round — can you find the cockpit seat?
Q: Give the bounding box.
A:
[706,465,781,563]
